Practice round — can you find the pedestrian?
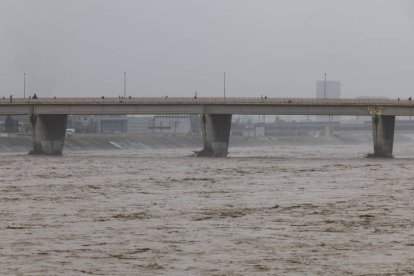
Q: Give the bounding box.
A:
[409,97,412,101]
[9,95,12,103]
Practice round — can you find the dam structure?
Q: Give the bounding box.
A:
[1,97,413,157]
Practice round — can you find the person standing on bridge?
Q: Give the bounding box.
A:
[33,93,38,99]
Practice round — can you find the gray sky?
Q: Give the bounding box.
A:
[1,0,413,98]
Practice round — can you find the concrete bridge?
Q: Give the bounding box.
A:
[1,97,413,157]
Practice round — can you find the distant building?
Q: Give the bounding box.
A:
[149,115,192,134]
[100,117,127,133]
[126,116,153,133]
[0,115,29,133]
[67,115,99,133]
[66,115,198,135]
[316,80,341,99]
[316,80,341,122]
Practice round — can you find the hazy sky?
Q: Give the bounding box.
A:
[1,0,413,98]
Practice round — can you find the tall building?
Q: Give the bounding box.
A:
[316,80,341,99]
[316,80,341,122]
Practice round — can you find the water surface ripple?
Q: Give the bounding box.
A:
[1,145,413,275]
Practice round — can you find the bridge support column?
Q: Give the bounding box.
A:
[29,114,68,155]
[371,115,395,158]
[196,114,232,157]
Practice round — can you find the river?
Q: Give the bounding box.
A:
[1,144,413,275]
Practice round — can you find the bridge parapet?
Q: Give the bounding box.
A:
[1,97,412,106]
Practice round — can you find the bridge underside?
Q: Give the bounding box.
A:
[19,112,397,159]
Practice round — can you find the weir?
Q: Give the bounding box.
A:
[30,114,68,155]
[371,115,395,158]
[196,114,232,157]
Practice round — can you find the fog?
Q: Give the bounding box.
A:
[1,0,413,98]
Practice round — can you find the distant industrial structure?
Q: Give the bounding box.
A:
[3,114,414,140]
[149,115,193,134]
[65,115,199,135]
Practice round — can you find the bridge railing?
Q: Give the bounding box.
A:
[0,96,411,105]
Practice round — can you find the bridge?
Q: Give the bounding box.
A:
[1,97,413,157]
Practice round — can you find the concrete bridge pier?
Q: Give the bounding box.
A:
[196,114,232,157]
[30,114,68,155]
[371,115,395,158]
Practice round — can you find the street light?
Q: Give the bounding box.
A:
[123,72,127,98]
[224,72,226,98]
[24,72,26,98]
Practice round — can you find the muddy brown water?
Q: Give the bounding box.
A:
[1,145,413,275]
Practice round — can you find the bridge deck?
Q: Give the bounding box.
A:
[1,97,413,116]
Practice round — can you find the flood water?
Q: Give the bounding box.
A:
[1,144,413,275]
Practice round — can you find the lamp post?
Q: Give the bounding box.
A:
[24,72,26,98]
[223,72,226,98]
[123,72,127,98]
